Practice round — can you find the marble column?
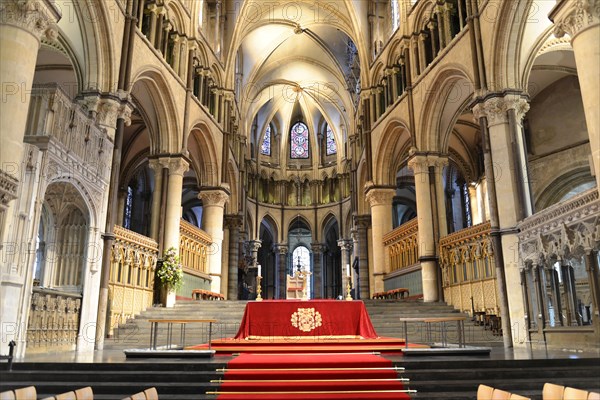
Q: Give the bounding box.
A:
[274,244,289,299]
[163,157,188,251]
[408,154,439,302]
[551,0,600,189]
[338,239,354,299]
[354,215,371,299]
[311,243,325,299]
[148,158,165,241]
[0,0,59,355]
[224,214,242,300]
[365,186,395,294]
[473,96,530,345]
[199,188,230,294]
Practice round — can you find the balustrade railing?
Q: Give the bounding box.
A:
[26,288,81,351]
[383,218,419,272]
[439,221,497,315]
[25,84,112,177]
[108,226,158,336]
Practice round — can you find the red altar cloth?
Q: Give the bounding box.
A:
[234,300,379,339]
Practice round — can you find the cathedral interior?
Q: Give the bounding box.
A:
[0,0,599,362]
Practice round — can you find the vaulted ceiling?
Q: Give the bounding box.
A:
[225,1,370,151]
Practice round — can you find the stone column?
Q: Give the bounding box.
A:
[224,214,242,300]
[584,248,600,319]
[473,96,531,346]
[0,0,59,355]
[338,239,353,298]
[163,157,188,251]
[408,154,439,302]
[354,215,371,299]
[311,243,325,299]
[365,186,395,294]
[199,188,230,294]
[551,1,600,188]
[274,244,289,299]
[148,158,165,241]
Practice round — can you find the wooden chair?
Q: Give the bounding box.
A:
[564,387,589,400]
[0,391,15,400]
[509,394,531,400]
[144,388,158,400]
[543,383,565,400]
[13,387,36,400]
[492,388,512,400]
[478,384,495,400]
[55,391,76,400]
[588,391,600,400]
[74,387,93,400]
[123,391,146,400]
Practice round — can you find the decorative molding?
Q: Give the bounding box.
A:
[0,0,59,42]
[365,186,395,207]
[0,169,19,210]
[273,244,289,255]
[198,188,229,207]
[552,0,600,39]
[472,95,530,126]
[224,214,243,230]
[518,189,600,261]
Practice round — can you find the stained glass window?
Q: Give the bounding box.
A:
[290,122,309,159]
[326,125,337,155]
[260,124,271,156]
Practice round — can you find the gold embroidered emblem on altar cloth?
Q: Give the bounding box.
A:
[290,307,323,332]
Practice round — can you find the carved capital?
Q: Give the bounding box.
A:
[247,239,262,253]
[0,169,19,210]
[354,214,371,230]
[273,244,289,255]
[199,188,229,207]
[552,0,600,39]
[365,187,395,207]
[311,243,326,254]
[166,157,189,177]
[0,0,60,42]
[472,95,529,126]
[337,239,353,252]
[224,214,243,230]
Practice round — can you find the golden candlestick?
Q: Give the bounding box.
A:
[345,275,352,301]
[256,275,263,301]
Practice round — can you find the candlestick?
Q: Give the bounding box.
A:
[256,275,263,301]
[345,275,352,301]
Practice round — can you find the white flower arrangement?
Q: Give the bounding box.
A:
[156,247,183,290]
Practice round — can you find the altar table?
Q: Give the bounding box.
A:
[234,300,379,339]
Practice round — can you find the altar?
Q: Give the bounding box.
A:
[234,300,379,339]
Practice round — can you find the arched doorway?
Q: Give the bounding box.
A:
[258,218,277,299]
[288,217,312,298]
[323,217,341,299]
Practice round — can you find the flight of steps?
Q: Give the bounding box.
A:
[104,299,502,350]
[2,356,599,399]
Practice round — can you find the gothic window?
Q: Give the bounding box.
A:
[326,125,337,156]
[260,124,272,156]
[290,122,309,159]
[391,1,400,32]
[124,186,133,230]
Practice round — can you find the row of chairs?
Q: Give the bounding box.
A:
[478,383,600,400]
[478,385,530,399]
[543,383,600,400]
[0,386,158,400]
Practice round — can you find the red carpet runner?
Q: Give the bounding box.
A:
[211,352,412,399]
